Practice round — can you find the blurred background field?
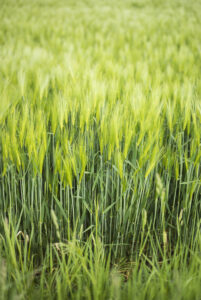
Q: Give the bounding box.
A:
[0,0,201,299]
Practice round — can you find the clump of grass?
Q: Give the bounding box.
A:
[0,0,201,298]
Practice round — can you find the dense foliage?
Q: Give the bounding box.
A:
[0,0,200,299]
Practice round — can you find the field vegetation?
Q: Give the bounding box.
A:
[0,0,201,299]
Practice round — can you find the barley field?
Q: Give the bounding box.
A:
[0,0,201,299]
